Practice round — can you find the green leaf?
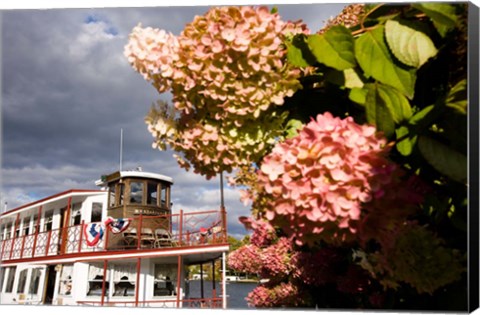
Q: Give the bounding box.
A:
[286,39,310,67]
[446,79,467,114]
[396,125,417,156]
[355,26,417,99]
[376,84,413,123]
[409,105,435,124]
[365,84,395,138]
[412,3,457,28]
[412,3,457,36]
[344,68,364,88]
[385,20,438,69]
[349,87,368,105]
[285,119,304,139]
[418,136,467,183]
[307,25,356,71]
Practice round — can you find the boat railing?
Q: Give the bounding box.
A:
[76,296,222,308]
[0,209,227,261]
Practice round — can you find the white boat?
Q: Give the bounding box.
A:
[0,170,229,308]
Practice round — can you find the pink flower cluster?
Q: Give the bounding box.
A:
[227,244,261,275]
[246,282,305,308]
[239,216,276,247]
[126,6,309,178]
[255,112,400,245]
[258,237,292,279]
[125,25,179,92]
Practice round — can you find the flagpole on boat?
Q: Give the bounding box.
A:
[119,128,124,171]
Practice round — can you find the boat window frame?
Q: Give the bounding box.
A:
[43,210,54,232]
[112,263,137,297]
[128,180,144,205]
[20,216,31,236]
[58,264,73,296]
[70,203,82,226]
[4,266,16,293]
[0,267,5,292]
[91,202,103,223]
[28,268,42,295]
[87,263,110,297]
[16,269,28,294]
[153,264,177,297]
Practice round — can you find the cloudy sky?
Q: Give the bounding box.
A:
[1,1,346,238]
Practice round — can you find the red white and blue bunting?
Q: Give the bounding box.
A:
[105,217,131,234]
[84,222,105,247]
[83,217,131,247]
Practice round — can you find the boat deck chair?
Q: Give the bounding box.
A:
[123,228,138,248]
[140,228,156,248]
[154,228,173,248]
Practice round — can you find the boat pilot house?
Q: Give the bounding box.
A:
[0,170,229,308]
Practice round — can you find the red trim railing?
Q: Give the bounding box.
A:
[0,209,227,262]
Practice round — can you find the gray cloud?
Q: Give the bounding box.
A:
[1,3,345,236]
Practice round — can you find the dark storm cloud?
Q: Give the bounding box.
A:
[1,3,346,235]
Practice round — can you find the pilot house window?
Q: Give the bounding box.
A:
[147,182,157,206]
[129,181,144,204]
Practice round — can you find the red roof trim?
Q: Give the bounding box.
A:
[2,189,105,217]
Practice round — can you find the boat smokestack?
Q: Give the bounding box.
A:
[3,202,7,213]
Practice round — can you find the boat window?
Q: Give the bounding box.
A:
[3,223,12,240]
[147,182,158,206]
[113,263,136,297]
[32,215,39,234]
[28,268,42,295]
[0,224,4,241]
[59,264,73,296]
[91,203,103,223]
[0,267,5,292]
[43,210,54,232]
[15,221,21,238]
[71,203,82,226]
[153,264,177,296]
[21,217,30,236]
[17,269,28,293]
[87,264,109,296]
[118,184,125,206]
[160,185,167,208]
[108,184,116,207]
[4,266,16,293]
[129,181,144,204]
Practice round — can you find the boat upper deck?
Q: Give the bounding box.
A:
[0,187,228,266]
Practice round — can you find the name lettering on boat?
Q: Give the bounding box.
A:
[133,208,164,216]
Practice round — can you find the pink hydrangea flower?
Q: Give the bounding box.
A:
[126,6,310,178]
[252,112,422,245]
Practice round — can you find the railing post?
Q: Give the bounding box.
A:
[212,260,216,298]
[135,257,141,307]
[176,255,182,308]
[46,230,52,256]
[179,210,183,246]
[9,213,20,260]
[32,206,42,258]
[101,259,108,306]
[60,197,72,255]
[78,220,84,253]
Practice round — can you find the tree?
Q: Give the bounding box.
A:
[125,3,470,310]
